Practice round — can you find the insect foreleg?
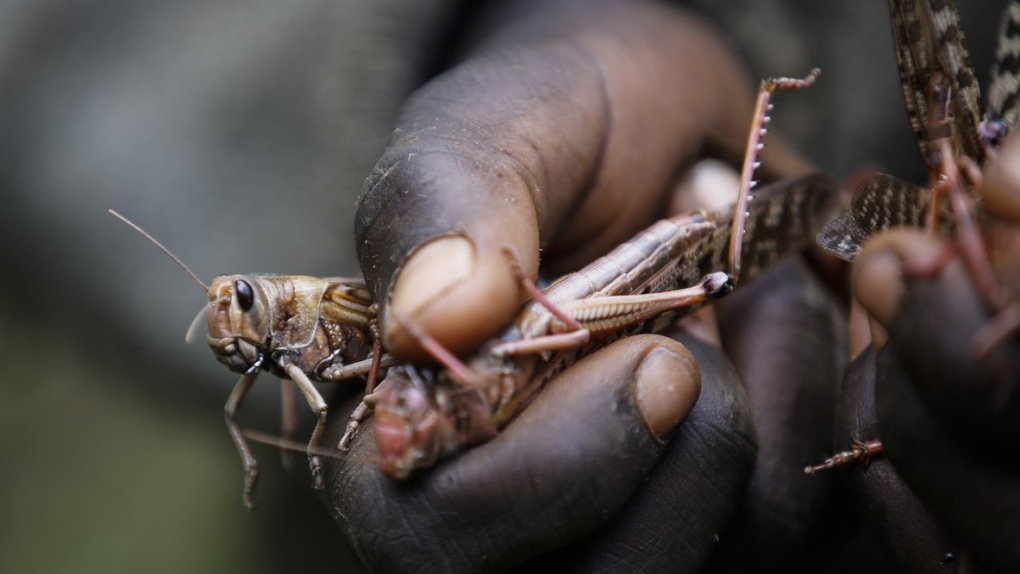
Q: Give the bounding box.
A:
[804,439,884,475]
[367,303,383,394]
[321,352,397,452]
[339,392,381,452]
[224,372,260,510]
[280,362,329,491]
[320,354,397,381]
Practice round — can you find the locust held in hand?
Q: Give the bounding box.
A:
[818,0,1020,263]
[342,70,841,480]
[810,0,1020,474]
[108,210,394,509]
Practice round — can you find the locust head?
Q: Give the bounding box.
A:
[107,211,276,375]
[372,367,454,479]
[373,366,499,479]
[206,275,272,374]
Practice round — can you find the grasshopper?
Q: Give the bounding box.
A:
[343,71,842,479]
[109,211,394,509]
[817,0,1020,261]
[809,0,1020,474]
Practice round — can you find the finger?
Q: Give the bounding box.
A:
[355,1,811,360]
[981,126,1020,221]
[518,331,757,573]
[532,331,757,572]
[853,229,1020,446]
[876,346,1020,571]
[834,347,958,573]
[324,334,703,574]
[706,257,848,571]
[849,293,880,359]
[852,230,1020,570]
[851,230,942,328]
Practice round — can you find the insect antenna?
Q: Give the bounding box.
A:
[241,428,377,466]
[108,209,209,292]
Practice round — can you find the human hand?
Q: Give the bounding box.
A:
[352,0,812,362]
[320,261,846,574]
[834,130,1020,571]
[320,1,840,572]
[840,223,1020,572]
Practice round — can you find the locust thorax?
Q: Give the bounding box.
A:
[206,275,272,373]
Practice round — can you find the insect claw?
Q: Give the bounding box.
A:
[244,354,265,376]
[242,461,259,511]
[704,272,734,299]
[310,458,325,490]
[392,311,477,387]
[803,463,827,475]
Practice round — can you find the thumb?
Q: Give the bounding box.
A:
[326,334,702,573]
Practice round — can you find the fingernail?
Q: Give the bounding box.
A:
[388,235,475,331]
[853,249,904,328]
[634,347,701,440]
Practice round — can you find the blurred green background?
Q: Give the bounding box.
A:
[0,0,1005,572]
[0,0,452,570]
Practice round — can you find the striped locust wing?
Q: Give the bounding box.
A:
[816,173,951,260]
[817,0,1020,260]
[987,1,1020,128]
[888,0,985,168]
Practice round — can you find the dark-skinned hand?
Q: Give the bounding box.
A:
[837,130,1020,572]
[311,1,845,572]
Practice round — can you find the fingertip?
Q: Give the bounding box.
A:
[668,159,739,216]
[384,235,528,360]
[982,128,1020,220]
[853,230,954,330]
[634,344,701,440]
[852,246,904,328]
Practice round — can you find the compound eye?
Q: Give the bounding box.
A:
[234,279,254,311]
